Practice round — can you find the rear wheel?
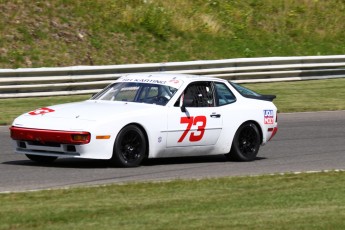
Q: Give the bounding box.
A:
[26,154,57,164]
[111,125,147,167]
[226,122,261,161]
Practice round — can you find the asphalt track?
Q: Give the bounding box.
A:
[1,111,344,193]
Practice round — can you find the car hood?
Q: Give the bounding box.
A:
[12,100,160,130]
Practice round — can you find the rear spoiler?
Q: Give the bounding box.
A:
[258,94,276,102]
[243,94,276,102]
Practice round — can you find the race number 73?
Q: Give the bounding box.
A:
[178,116,207,142]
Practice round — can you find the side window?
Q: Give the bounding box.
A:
[181,82,215,107]
[214,82,236,106]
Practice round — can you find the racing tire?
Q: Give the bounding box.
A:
[111,125,147,167]
[226,122,261,162]
[26,154,57,164]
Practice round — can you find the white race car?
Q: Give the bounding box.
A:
[10,73,278,167]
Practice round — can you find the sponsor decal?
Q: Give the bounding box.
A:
[264,110,274,124]
[118,77,183,88]
[169,79,180,84]
[28,107,55,116]
[120,78,167,85]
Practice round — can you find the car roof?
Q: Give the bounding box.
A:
[118,73,225,84]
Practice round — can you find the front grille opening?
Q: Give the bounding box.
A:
[19,141,27,148]
[66,145,76,152]
[28,141,60,147]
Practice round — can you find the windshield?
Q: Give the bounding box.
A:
[91,82,178,106]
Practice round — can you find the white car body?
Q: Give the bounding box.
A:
[10,73,278,166]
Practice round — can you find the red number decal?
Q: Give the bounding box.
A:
[190,116,206,142]
[178,116,207,142]
[178,117,193,142]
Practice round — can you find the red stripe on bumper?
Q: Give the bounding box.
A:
[10,126,91,144]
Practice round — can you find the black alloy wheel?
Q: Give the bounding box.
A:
[226,122,261,161]
[112,125,147,167]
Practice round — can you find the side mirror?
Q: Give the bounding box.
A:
[180,94,193,112]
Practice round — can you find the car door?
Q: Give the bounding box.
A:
[166,81,223,147]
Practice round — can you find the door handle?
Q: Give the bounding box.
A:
[210,114,221,118]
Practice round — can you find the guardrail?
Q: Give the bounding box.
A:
[1,55,345,98]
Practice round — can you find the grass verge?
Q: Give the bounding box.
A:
[1,78,345,125]
[0,95,90,125]
[1,171,345,229]
[245,78,345,113]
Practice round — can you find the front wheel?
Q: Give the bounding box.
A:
[226,122,261,161]
[111,125,147,167]
[26,154,57,164]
